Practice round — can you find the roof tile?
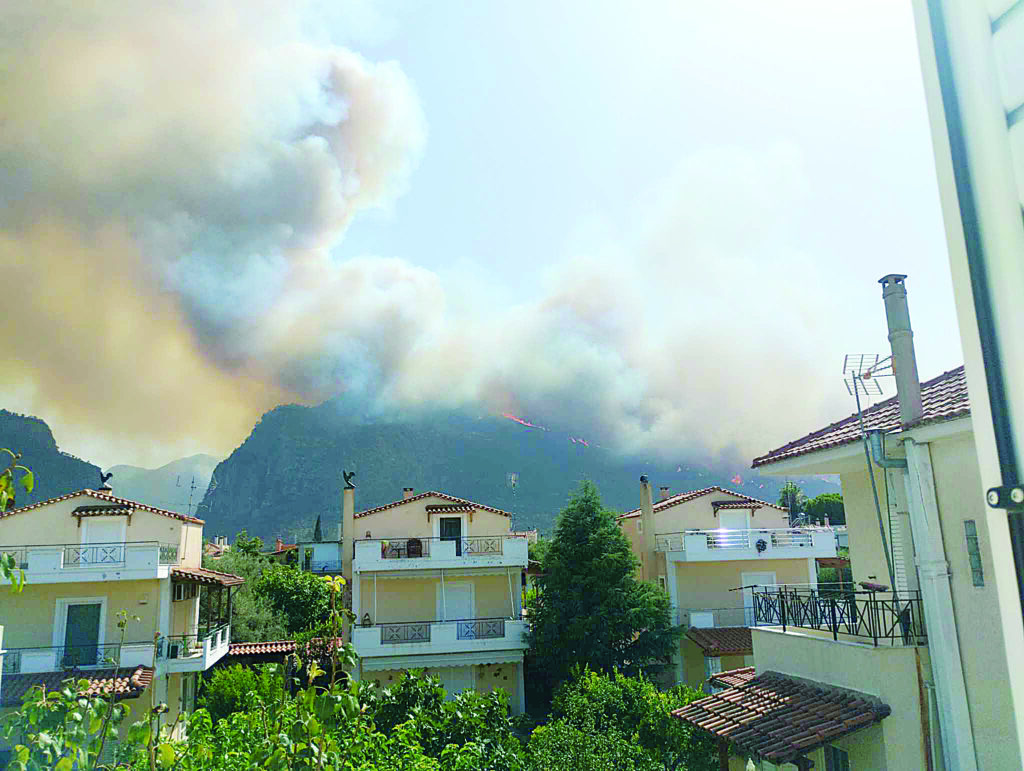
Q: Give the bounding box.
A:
[172,566,245,586]
[0,666,153,707]
[753,366,968,468]
[673,671,890,764]
[355,491,511,520]
[686,627,754,657]
[619,487,788,520]
[1,489,203,524]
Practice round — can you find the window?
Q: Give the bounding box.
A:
[173,583,198,602]
[657,575,667,592]
[824,745,850,771]
[964,520,985,586]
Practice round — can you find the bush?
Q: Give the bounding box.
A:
[252,564,333,634]
[527,719,661,771]
[199,663,284,723]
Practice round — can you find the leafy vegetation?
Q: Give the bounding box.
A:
[252,565,334,636]
[201,548,288,643]
[805,492,845,525]
[526,481,681,708]
[198,664,285,724]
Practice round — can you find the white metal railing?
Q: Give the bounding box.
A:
[654,527,833,552]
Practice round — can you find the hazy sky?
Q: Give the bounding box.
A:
[0,1,962,469]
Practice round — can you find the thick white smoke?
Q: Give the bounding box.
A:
[1,0,850,467]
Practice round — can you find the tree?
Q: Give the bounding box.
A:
[253,564,333,635]
[201,549,287,644]
[313,515,323,543]
[805,493,845,525]
[1,448,33,592]
[232,529,264,558]
[776,482,807,522]
[526,481,681,706]
[528,536,550,566]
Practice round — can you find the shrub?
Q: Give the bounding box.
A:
[199,663,284,723]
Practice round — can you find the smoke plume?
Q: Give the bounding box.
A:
[2,1,849,467]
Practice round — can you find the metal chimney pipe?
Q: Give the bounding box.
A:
[879,274,924,425]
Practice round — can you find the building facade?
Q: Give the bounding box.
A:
[0,486,242,761]
[619,482,836,688]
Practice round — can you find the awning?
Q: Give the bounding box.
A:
[685,626,753,657]
[672,670,891,765]
[171,566,244,586]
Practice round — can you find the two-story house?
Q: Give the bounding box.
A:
[305,485,529,713]
[674,276,1020,770]
[619,481,836,688]
[0,484,242,760]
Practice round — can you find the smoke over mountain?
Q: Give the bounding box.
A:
[2,1,850,467]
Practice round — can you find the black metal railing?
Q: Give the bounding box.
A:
[753,586,926,646]
[355,535,508,560]
[0,541,179,569]
[380,622,431,644]
[1,642,145,673]
[456,618,506,640]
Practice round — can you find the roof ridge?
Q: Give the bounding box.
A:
[0,488,203,524]
[618,485,787,519]
[355,490,512,519]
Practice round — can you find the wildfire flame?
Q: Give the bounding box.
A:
[501,412,548,431]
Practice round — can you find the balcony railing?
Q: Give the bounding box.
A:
[2,642,155,674]
[375,617,511,645]
[752,586,927,647]
[2,541,179,570]
[355,535,516,559]
[655,527,831,552]
[307,559,343,573]
[157,625,230,661]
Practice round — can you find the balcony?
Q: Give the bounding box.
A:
[0,541,179,584]
[752,586,926,647]
[352,618,528,659]
[156,625,231,672]
[353,535,529,572]
[2,642,155,675]
[654,527,836,562]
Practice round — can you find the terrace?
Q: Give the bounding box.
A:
[353,535,529,571]
[352,617,528,659]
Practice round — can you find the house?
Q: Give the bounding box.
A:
[619,483,836,688]
[265,538,298,565]
[0,484,242,761]
[309,485,529,712]
[674,275,1019,769]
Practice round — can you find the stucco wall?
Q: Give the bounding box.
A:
[929,434,1020,770]
[358,573,516,624]
[752,627,928,770]
[2,579,162,648]
[673,559,814,612]
[837,466,896,586]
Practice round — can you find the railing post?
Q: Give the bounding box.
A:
[830,593,838,641]
[779,587,787,632]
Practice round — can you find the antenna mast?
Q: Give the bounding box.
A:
[506,472,519,530]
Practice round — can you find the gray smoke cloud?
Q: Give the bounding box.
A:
[1,1,848,467]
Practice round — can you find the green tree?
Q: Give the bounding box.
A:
[253,564,333,635]
[776,481,806,520]
[526,481,681,706]
[1,448,33,592]
[199,664,284,723]
[548,668,717,771]
[805,493,845,525]
[201,549,287,643]
[527,536,550,566]
[232,529,264,558]
[313,515,323,543]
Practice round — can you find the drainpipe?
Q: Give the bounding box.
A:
[639,476,656,582]
[880,274,978,770]
[867,430,907,470]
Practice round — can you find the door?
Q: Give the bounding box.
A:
[444,582,473,621]
[64,602,102,667]
[440,517,462,556]
[741,571,777,626]
[83,518,123,565]
[439,666,474,699]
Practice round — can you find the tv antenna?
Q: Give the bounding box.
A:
[506,472,518,529]
[185,475,199,517]
[841,353,898,597]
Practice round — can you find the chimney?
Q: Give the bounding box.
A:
[639,476,657,582]
[403,487,415,500]
[275,537,283,552]
[659,486,670,502]
[879,274,924,425]
[342,480,355,584]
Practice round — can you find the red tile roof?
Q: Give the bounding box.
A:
[0,489,203,524]
[685,626,754,657]
[618,487,788,520]
[709,666,757,689]
[229,640,297,656]
[1,666,154,707]
[753,366,969,468]
[171,566,245,586]
[673,671,891,764]
[355,491,511,519]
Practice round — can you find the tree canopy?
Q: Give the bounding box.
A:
[805,493,845,525]
[526,481,681,704]
[776,482,806,520]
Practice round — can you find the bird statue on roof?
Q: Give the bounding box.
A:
[98,471,113,490]
[343,470,356,489]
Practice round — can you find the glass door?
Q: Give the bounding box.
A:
[440,517,462,556]
[63,603,101,667]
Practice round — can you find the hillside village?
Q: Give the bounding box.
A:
[0,273,1019,769]
[4,1,1024,769]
